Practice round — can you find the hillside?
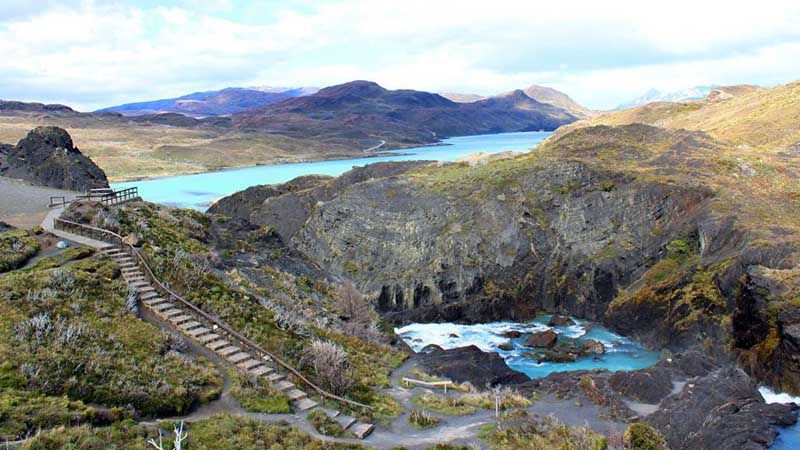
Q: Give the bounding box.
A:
[568,81,796,150]
[521,84,595,118]
[97,87,318,117]
[0,102,364,181]
[232,80,578,147]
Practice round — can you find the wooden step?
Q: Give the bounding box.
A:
[335,414,356,430]
[267,373,285,383]
[187,327,210,338]
[152,303,175,312]
[274,380,294,391]
[293,398,318,411]
[321,408,340,418]
[285,389,307,401]
[144,298,166,307]
[139,292,158,300]
[249,366,273,377]
[179,321,202,331]
[207,340,229,351]
[170,315,193,325]
[198,333,220,343]
[237,359,263,370]
[350,423,375,439]
[217,346,240,357]
[227,352,251,364]
[159,309,183,318]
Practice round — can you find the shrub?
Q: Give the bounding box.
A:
[408,409,440,429]
[623,422,667,450]
[481,415,607,450]
[303,339,353,395]
[0,229,40,273]
[307,409,349,437]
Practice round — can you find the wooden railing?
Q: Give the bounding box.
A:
[49,187,140,208]
[52,217,373,413]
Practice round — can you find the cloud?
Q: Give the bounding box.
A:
[1,0,799,110]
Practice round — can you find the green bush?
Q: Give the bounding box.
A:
[230,371,291,414]
[408,409,441,429]
[623,422,667,450]
[0,229,40,272]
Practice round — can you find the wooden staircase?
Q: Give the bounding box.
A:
[101,246,375,439]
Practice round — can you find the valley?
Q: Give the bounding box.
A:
[1,55,799,450]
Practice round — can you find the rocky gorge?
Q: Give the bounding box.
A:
[210,122,800,449]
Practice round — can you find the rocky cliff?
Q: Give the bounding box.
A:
[213,123,800,395]
[0,126,109,191]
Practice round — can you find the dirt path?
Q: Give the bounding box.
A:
[0,176,80,228]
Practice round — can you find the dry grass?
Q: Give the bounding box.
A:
[0,115,360,181]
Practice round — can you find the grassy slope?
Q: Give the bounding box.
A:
[19,414,367,450]
[0,115,358,182]
[68,201,406,419]
[562,81,800,150]
[0,249,223,440]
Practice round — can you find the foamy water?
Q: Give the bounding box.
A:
[758,387,800,450]
[396,315,659,379]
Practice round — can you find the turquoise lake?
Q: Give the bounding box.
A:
[112,131,552,210]
[395,315,660,379]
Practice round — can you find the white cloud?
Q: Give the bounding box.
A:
[1,0,799,110]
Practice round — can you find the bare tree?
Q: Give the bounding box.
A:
[334,282,382,342]
[148,421,187,450]
[304,339,353,395]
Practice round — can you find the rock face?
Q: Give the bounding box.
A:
[0,127,108,191]
[215,123,800,395]
[416,345,529,387]
[525,330,558,348]
[648,367,797,450]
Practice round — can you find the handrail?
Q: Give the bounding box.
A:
[52,217,372,412]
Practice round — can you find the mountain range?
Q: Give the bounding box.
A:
[96,86,319,117]
[229,81,579,147]
[615,85,719,110]
[440,84,594,119]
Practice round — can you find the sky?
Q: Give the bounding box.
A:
[2,0,800,111]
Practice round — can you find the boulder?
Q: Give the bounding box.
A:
[548,314,576,327]
[498,342,515,351]
[504,330,522,339]
[416,345,529,387]
[525,330,558,348]
[0,127,108,191]
[582,339,605,355]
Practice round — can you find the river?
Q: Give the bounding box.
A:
[111,131,552,210]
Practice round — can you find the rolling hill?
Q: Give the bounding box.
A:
[232,80,579,147]
[564,82,796,151]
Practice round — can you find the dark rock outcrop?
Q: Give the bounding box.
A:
[416,345,529,387]
[648,367,797,450]
[525,330,558,348]
[0,127,108,191]
[547,314,575,326]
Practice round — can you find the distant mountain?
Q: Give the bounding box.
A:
[0,100,78,116]
[97,86,319,117]
[521,85,594,119]
[440,93,486,103]
[616,86,717,110]
[232,80,578,147]
[442,84,593,118]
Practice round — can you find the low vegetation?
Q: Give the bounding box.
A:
[307,408,350,437]
[623,422,668,450]
[480,412,607,450]
[408,408,441,429]
[18,413,368,450]
[0,228,40,272]
[0,255,222,440]
[229,371,291,414]
[412,389,531,416]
